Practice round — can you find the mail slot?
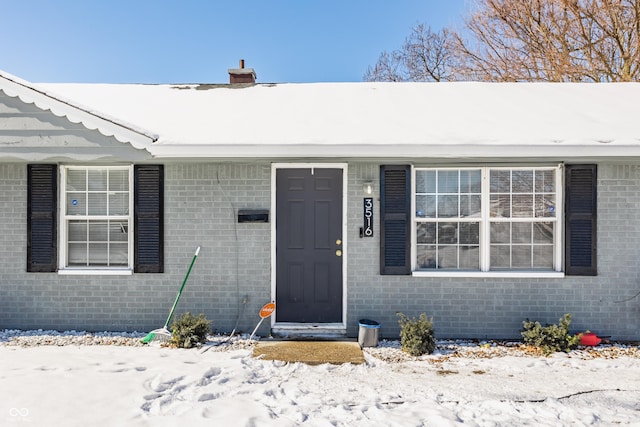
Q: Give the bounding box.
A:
[238,209,269,223]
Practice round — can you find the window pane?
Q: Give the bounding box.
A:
[460,170,481,193]
[535,170,555,192]
[459,222,479,245]
[416,223,436,244]
[533,246,553,268]
[438,247,458,269]
[512,222,532,243]
[416,170,436,193]
[68,243,87,266]
[111,221,129,242]
[490,245,510,268]
[416,195,436,218]
[66,193,86,216]
[109,193,129,215]
[88,169,107,191]
[438,223,458,244]
[512,194,533,217]
[438,170,459,193]
[438,195,459,217]
[89,243,108,265]
[67,170,86,191]
[490,170,510,192]
[512,246,532,268]
[491,223,510,244]
[460,195,481,217]
[109,243,129,265]
[68,220,87,241]
[535,194,556,218]
[109,169,129,192]
[490,194,511,217]
[88,193,108,215]
[512,170,533,192]
[89,221,108,241]
[416,245,437,269]
[459,246,479,269]
[533,222,554,244]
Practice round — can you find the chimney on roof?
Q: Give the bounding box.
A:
[228,59,257,84]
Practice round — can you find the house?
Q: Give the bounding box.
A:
[1,65,639,340]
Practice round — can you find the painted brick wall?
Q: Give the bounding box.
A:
[346,162,640,340]
[162,163,272,335]
[0,163,273,336]
[2,162,639,340]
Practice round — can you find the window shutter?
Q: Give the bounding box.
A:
[134,165,164,273]
[380,165,411,275]
[27,164,58,272]
[565,164,597,276]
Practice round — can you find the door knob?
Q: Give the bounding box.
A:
[335,249,342,257]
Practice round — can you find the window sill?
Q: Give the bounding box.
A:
[58,268,133,276]
[412,271,565,279]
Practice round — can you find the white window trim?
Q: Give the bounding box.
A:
[58,165,134,275]
[411,164,564,278]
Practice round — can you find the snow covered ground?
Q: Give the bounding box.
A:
[1,330,639,426]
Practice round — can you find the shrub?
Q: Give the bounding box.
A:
[397,312,436,356]
[521,313,581,355]
[169,312,211,349]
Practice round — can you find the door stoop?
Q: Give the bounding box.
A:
[271,324,347,340]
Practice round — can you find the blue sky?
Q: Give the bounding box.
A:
[2,1,467,84]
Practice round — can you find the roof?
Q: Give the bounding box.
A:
[8,70,640,160]
[0,70,155,152]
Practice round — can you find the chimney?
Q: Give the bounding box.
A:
[228,59,257,84]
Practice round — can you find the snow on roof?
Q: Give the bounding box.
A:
[30,79,640,159]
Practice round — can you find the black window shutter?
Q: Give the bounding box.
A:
[134,165,164,273]
[380,165,411,275]
[565,164,597,276]
[27,164,58,272]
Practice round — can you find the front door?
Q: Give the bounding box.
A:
[275,168,343,323]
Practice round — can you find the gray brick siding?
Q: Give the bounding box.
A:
[1,162,639,340]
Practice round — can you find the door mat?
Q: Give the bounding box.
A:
[253,341,365,365]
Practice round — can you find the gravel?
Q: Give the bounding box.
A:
[2,330,638,362]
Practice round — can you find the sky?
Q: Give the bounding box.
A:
[1,0,468,84]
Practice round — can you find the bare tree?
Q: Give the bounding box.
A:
[364,24,459,82]
[365,0,640,82]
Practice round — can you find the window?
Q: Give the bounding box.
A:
[413,166,562,273]
[27,164,164,274]
[60,166,133,269]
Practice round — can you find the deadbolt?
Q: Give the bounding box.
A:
[336,239,342,245]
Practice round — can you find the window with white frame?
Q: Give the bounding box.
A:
[60,166,133,269]
[414,166,561,272]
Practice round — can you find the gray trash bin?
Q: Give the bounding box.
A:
[358,319,380,348]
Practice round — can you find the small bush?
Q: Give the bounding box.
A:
[169,312,211,349]
[521,313,581,355]
[397,312,436,356]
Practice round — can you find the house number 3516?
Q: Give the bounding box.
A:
[363,197,374,237]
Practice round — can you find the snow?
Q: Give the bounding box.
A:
[36,81,640,159]
[2,332,640,426]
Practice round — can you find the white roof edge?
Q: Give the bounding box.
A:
[0,70,156,151]
[149,143,640,159]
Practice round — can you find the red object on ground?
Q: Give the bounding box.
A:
[580,332,602,346]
